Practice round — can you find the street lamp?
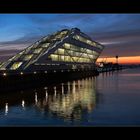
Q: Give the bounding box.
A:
[116,55,118,64]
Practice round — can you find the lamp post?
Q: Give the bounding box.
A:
[116,55,118,64]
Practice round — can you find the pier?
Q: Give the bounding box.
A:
[0,63,124,92]
[97,62,123,73]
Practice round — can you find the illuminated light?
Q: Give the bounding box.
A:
[64,43,71,49]
[3,73,7,76]
[68,82,70,92]
[35,92,38,104]
[34,71,37,74]
[45,71,47,74]
[35,63,39,65]
[62,84,64,94]
[73,35,103,50]
[72,81,76,94]
[50,54,59,61]
[22,100,25,108]
[34,48,42,54]
[58,48,65,55]
[23,54,33,61]
[20,72,23,75]
[87,40,91,44]
[0,68,6,70]
[10,62,22,70]
[54,90,56,97]
[54,70,56,73]
[54,87,57,96]
[61,70,63,72]
[5,103,8,115]
[45,91,48,101]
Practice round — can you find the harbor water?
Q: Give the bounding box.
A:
[0,68,140,126]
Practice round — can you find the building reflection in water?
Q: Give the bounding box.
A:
[22,100,25,110]
[35,92,38,105]
[34,77,97,121]
[0,77,97,122]
[5,103,8,115]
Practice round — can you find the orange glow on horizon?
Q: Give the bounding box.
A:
[97,56,140,64]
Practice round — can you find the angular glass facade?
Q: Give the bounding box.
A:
[0,28,104,72]
[49,43,99,63]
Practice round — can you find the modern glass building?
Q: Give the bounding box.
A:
[0,28,104,73]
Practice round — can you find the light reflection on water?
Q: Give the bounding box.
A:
[0,68,140,126]
[0,77,97,125]
[5,103,8,116]
[34,77,96,122]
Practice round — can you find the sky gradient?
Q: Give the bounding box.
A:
[0,14,140,64]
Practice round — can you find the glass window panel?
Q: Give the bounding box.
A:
[34,48,43,54]
[64,56,71,62]
[93,50,99,56]
[50,54,59,61]
[78,58,91,63]
[71,45,80,52]
[92,42,96,46]
[42,43,50,48]
[42,36,48,41]
[54,50,58,54]
[80,48,85,52]
[75,52,80,57]
[64,43,71,49]
[23,54,33,61]
[97,44,103,49]
[67,50,73,56]
[10,62,23,70]
[55,31,68,39]
[87,40,92,44]
[60,55,65,61]
[82,53,88,58]
[72,57,78,61]
[88,54,97,59]
[86,49,92,54]
[73,35,103,49]
[79,58,83,62]
[58,48,65,55]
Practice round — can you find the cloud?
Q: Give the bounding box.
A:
[0,49,21,62]
[100,40,140,57]
[0,33,43,62]
[0,35,41,45]
[88,29,140,57]
[0,14,140,62]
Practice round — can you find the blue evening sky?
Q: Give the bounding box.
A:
[0,14,140,61]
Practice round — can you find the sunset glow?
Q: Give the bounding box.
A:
[97,56,140,64]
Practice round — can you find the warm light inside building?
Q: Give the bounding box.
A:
[20,72,23,75]
[34,71,37,74]
[0,28,104,71]
[3,73,7,76]
[23,54,33,61]
[10,62,23,70]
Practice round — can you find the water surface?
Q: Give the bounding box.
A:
[0,68,140,126]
